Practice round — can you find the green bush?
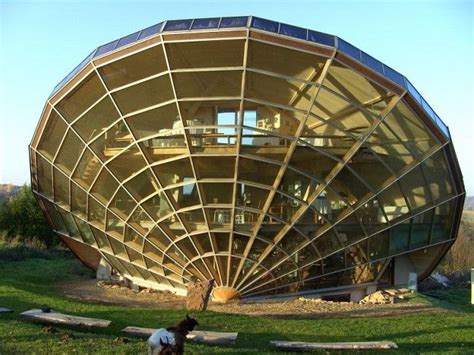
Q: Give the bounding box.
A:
[0,186,57,248]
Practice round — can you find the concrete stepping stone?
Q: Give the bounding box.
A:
[20,309,111,328]
[122,326,238,345]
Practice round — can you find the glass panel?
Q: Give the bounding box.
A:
[88,196,105,228]
[73,97,120,143]
[335,212,365,246]
[72,149,101,190]
[310,187,348,222]
[106,211,126,240]
[193,156,235,179]
[166,40,245,69]
[189,233,212,254]
[313,229,342,257]
[166,183,201,209]
[377,182,410,222]
[71,183,87,216]
[126,103,181,140]
[368,230,389,261]
[201,183,233,205]
[206,208,232,229]
[231,234,250,256]
[242,101,305,139]
[37,154,53,197]
[431,200,455,243]
[411,209,433,249]
[164,19,192,31]
[90,121,133,162]
[308,30,335,46]
[173,71,242,98]
[328,166,371,205]
[234,208,261,234]
[324,61,391,116]
[116,31,140,49]
[383,100,439,159]
[98,44,167,90]
[191,17,220,29]
[346,239,368,267]
[290,146,338,181]
[153,158,194,187]
[349,147,393,192]
[138,22,163,40]
[110,188,136,220]
[159,216,186,240]
[238,157,280,187]
[179,209,207,233]
[210,232,230,253]
[310,88,378,138]
[112,75,174,115]
[276,229,308,256]
[143,241,163,262]
[148,226,171,251]
[43,201,68,235]
[106,144,147,181]
[175,237,198,260]
[421,149,454,202]
[95,40,118,57]
[358,197,387,235]
[300,115,356,156]
[399,166,431,211]
[245,71,317,111]
[55,130,84,175]
[247,40,326,80]
[296,207,325,233]
[90,168,119,204]
[37,110,67,160]
[124,168,160,202]
[129,206,154,235]
[323,250,345,273]
[55,73,106,122]
[390,219,411,254]
[251,17,278,32]
[279,23,307,40]
[53,168,69,206]
[220,16,248,28]
[179,100,240,153]
[108,235,128,258]
[365,121,414,175]
[91,226,111,251]
[236,183,270,210]
[73,216,96,245]
[56,207,77,236]
[142,191,172,221]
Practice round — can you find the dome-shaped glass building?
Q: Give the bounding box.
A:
[30,17,464,302]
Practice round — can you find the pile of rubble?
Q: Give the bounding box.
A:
[359,288,412,305]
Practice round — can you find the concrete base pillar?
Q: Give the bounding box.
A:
[96,257,112,280]
[350,289,365,303]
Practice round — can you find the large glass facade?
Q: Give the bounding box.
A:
[30,18,464,300]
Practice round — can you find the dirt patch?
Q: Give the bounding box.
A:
[56,279,447,319]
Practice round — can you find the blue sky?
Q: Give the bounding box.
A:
[1,0,473,194]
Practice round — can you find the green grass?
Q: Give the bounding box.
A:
[0,247,473,354]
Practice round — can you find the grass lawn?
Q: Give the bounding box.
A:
[0,246,473,354]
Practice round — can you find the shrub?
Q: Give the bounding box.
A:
[0,185,58,247]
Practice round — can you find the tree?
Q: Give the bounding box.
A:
[0,185,57,247]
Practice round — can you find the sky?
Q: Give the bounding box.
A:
[0,0,473,194]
